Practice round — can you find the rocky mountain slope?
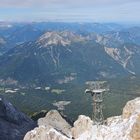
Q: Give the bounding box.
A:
[37,31,86,47]
[0,31,129,86]
[104,44,140,74]
[24,97,140,140]
[0,96,36,140]
[0,24,140,86]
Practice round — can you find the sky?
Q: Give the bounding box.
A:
[0,0,140,23]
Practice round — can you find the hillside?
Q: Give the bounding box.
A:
[0,31,130,86]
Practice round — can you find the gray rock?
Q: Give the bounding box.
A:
[0,96,36,140]
[38,110,72,138]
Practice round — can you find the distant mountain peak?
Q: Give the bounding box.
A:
[36,31,86,47]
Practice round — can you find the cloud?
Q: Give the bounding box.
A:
[0,0,139,8]
[0,0,140,23]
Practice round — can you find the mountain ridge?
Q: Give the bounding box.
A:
[0,25,140,86]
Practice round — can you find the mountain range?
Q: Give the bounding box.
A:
[0,22,140,86]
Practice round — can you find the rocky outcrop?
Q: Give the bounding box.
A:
[71,115,93,139]
[123,97,140,119]
[130,114,140,140]
[24,110,72,140]
[122,98,140,140]
[0,96,36,140]
[24,97,140,140]
[24,126,70,140]
[38,110,72,137]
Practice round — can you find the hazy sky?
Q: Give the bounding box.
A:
[0,0,140,23]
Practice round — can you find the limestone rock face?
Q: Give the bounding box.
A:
[24,126,70,140]
[123,97,140,119]
[71,115,93,139]
[24,97,140,140]
[38,110,72,137]
[37,31,86,47]
[130,114,140,140]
